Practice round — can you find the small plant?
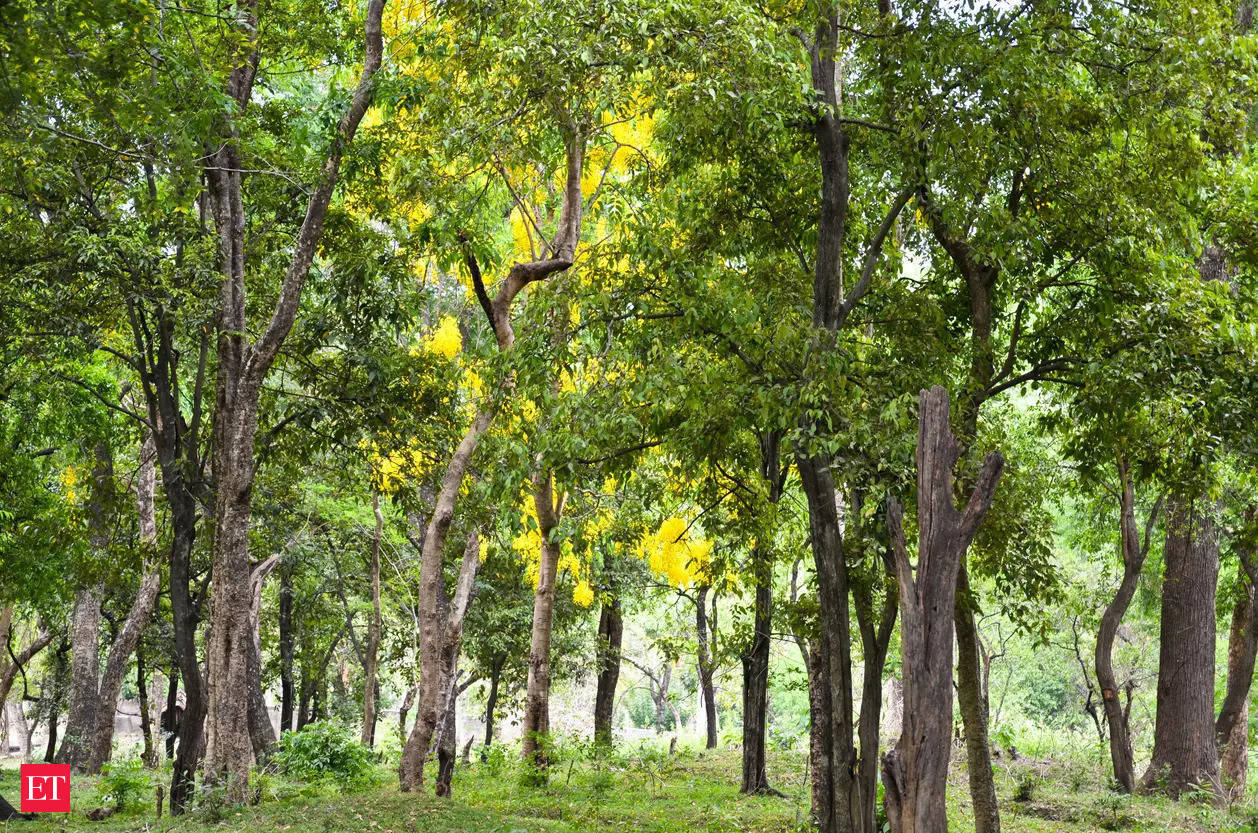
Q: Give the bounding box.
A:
[1094,792,1132,830]
[1011,766,1040,802]
[1066,765,1089,794]
[274,721,375,788]
[98,758,149,812]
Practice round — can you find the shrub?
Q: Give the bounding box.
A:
[98,758,149,812]
[274,721,375,786]
[1012,766,1040,802]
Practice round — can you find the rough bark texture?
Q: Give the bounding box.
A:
[362,492,384,747]
[201,0,387,802]
[741,554,772,793]
[1096,459,1158,793]
[247,556,279,763]
[853,536,898,833]
[695,585,718,750]
[1139,496,1221,799]
[521,475,564,772]
[1217,504,1258,799]
[399,531,481,792]
[279,565,295,734]
[594,586,624,745]
[57,585,103,771]
[882,387,1003,833]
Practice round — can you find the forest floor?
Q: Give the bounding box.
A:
[2,744,1255,833]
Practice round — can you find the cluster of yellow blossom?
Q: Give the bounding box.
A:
[367,441,430,495]
[60,465,78,504]
[637,516,712,589]
[423,314,463,360]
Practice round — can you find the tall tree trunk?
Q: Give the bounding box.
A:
[137,651,157,768]
[399,531,482,792]
[1096,458,1158,793]
[741,550,772,793]
[398,126,584,792]
[521,475,564,773]
[882,387,1003,833]
[278,565,295,734]
[58,586,103,771]
[398,683,417,745]
[594,586,623,745]
[652,664,673,732]
[853,539,898,833]
[201,0,387,803]
[695,585,717,750]
[1139,496,1222,798]
[245,556,279,764]
[362,492,383,747]
[1217,504,1258,799]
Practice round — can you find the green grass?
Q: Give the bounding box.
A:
[3,742,1256,832]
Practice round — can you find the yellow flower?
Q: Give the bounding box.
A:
[424,315,462,359]
[573,579,595,608]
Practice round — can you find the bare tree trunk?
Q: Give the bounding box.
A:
[278,565,295,734]
[247,556,279,764]
[883,387,1003,833]
[362,492,384,747]
[1096,458,1159,793]
[741,552,772,793]
[1217,505,1258,799]
[201,0,388,803]
[695,585,717,750]
[594,586,623,745]
[399,531,481,793]
[398,684,417,745]
[58,586,103,771]
[1139,496,1222,799]
[137,652,157,768]
[853,538,898,833]
[521,475,564,773]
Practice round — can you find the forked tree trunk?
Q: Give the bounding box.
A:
[882,387,1003,833]
[695,585,718,749]
[362,492,384,747]
[1096,457,1159,793]
[521,475,565,772]
[201,0,387,804]
[1217,504,1258,799]
[399,531,481,792]
[1139,496,1222,799]
[594,586,623,745]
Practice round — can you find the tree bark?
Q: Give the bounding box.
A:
[247,556,279,764]
[362,491,384,747]
[741,551,772,793]
[883,387,1003,833]
[1139,496,1222,798]
[521,474,564,773]
[483,656,503,752]
[58,586,103,771]
[853,537,898,833]
[695,585,718,750]
[594,585,623,745]
[137,651,157,768]
[278,565,295,734]
[201,0,388,803]
[1217,504,1258,799]
[399,531,481,792]
[1096,458,1158,793]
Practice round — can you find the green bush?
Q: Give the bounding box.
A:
[274,722,375,786]
[98,758,149,812]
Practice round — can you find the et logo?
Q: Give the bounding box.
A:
[20,764,71,813]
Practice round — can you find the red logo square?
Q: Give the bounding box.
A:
[20,764,70,813]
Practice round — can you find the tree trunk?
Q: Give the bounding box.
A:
[398,684,417,745]
[653,664,673,732]
[1139,496,1222,798]
[695,585,718,750]
[483,657,503,752]
[1096,458,1157,793]
[741,553,772,793]
[853,540,898,833]
[279,565,295,734]
[594,588,623,745]
[398,126,584,793]
[201,0,387,803]
[435,678,458,797]
[247,556,279,764]
[362,491,383,747]
[1217,504,1258,799]
[521,475,564,773]
[883,387,1003,833]
[137,652,157,769]
[57,586,103,771]
[796,450,859,833]
[399,531,481,792]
